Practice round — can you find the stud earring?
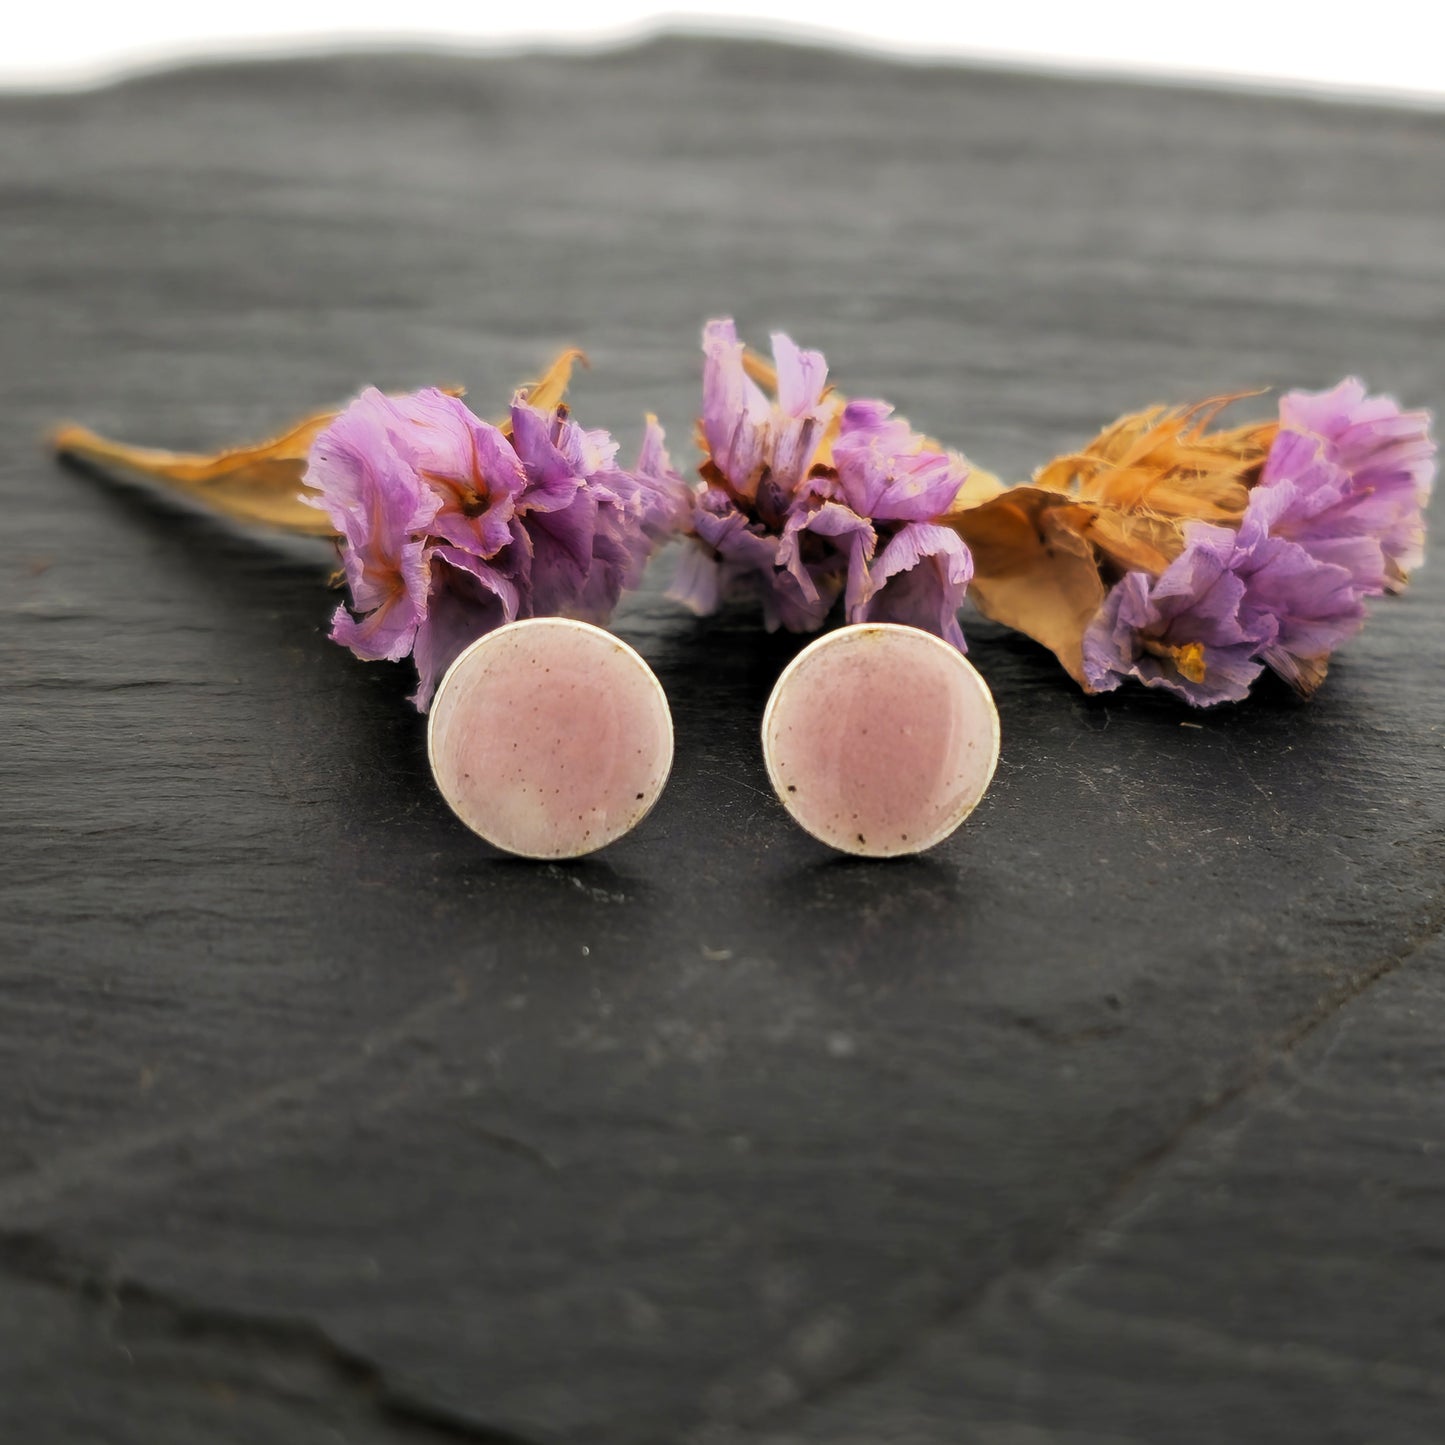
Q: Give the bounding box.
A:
[427,617,673,860]
[762,623,999,857]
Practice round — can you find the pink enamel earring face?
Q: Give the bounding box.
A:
[762,623,1000,857]
[427,618,673,860]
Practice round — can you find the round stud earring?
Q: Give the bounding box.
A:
[762,623,1000,858]
[427,618,673,860]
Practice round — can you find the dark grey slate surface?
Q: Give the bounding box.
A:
[1,37,1442,1445]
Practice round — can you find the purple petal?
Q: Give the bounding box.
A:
[308,394,441,662]
[668,541,723,616]
[1082,572,1151,694]
[573,498,643,623]
[701,318,772,499]
[508,396,585,515]
[833,398,970,522]
[765,330,832,494]
[1082,529,1270,706]
[328,530,432,665]
[858,522,973,651]
[774,511,824,605]
[307,389,441,549]
[384,389,526,559]
[554,414,622,478]
[1264,377,1435,591]
[329,590,418,665]
[632,415,693,544]
[688,487,835,633]
[525,488,599,617]
[409,549,519,711]
[771,331,829,417]
[791,502,877,617]
[1232,488,1366,687]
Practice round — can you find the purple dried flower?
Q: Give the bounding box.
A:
[861,522,974,652]
[1077,376,1435,705]
[1083,484,1367,706]
[830,398,970,523]
[1082,523,1271,706]
[378,387,528,558]
[670,320,842,631]
[673,319,975,648]
[1228,484,1367,695]
[1259,377,1435,596]
[827,400,974,648]
[308,385,688,710]
[307,396,441,665]
[408,546,521,710]
[684,485,835,632]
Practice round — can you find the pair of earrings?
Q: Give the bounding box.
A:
[427,617,1000,860]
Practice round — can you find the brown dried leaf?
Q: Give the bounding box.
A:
[1264,646,1331,700]
[1033,395,1276,528]
[513,348,586,420]
[740,348,779,393]
[947,466,1007,510]
[949,486,1108,686]
[1084,508,1184,577]
[50,350,584,536]
[50,403,348,536]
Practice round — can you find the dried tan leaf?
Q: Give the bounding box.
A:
[1033,395,1276,527]
[1265,647,1330,699]
[1084,508,1184,577]
[50,350,584,536]
[946,466,1007,510]
[949,486,1107,686]
[513,349,586,420]
[740,348,778,393]
[50,404,347,536]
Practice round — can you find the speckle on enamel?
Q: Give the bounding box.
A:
[762,623,999,857]
[428,619,672,860]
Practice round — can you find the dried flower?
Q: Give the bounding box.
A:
[311,382,688,709]
[306,395,443,665]
[826,400,974,647]
[1233,485,1367,696]
[48,346,1433,717]
[1258,378,1436,597]
[954,377,1433,704]
[1082,482,1366,706]
[672,319,975,648]
[1081,523,1272,706]
[944,396,1278,685]
[669,320,842,631]
[49,352,684,710]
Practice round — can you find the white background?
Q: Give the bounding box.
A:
[3,1,1443,99]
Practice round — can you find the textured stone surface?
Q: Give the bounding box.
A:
[1,38,1442,1444]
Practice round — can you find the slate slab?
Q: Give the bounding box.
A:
[1,38,1442,1444]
